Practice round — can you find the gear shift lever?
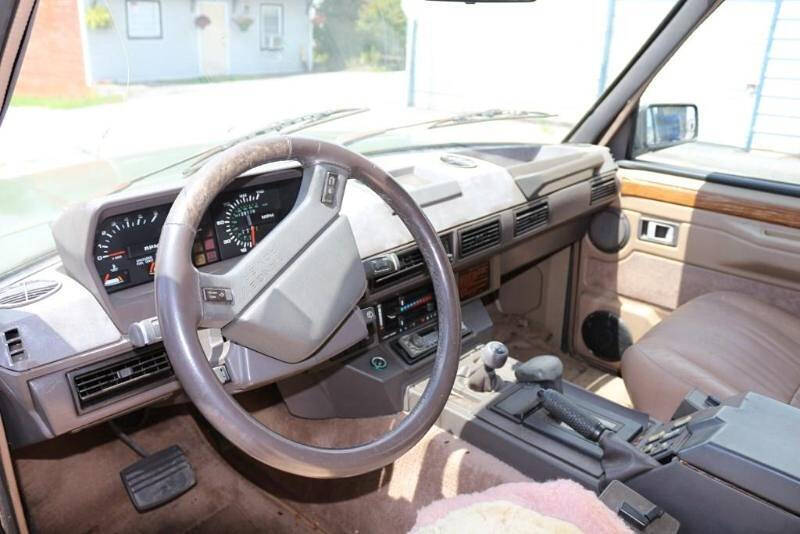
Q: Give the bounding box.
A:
[467,341,509,393]
[514,355,564,392]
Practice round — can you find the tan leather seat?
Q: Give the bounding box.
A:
[622,291,800,421]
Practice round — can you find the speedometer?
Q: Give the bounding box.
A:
[214,188,281,257]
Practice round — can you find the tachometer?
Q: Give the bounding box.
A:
[214,188,281,257]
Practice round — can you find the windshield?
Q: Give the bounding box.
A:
[0,0,674,275]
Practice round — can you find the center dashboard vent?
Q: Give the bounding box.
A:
[459,219,501,258]
[68,346,174,413]
[369,234,453,290]
[514,201,549,237]
[590,175,618,204]
[0,280,61,308]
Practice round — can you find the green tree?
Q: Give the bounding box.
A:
[313,0,364,71]
[356,0,406,70]
[313,0,406,71]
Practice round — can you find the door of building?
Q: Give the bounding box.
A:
[197,1,230,78]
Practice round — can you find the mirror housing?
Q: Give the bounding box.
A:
[632,104,698,157]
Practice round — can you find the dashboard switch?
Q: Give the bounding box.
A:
[363,254,399,278]
[321,172,340,206]
[128,317,162,347]
[202,287,233,303]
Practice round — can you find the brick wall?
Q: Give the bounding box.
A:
[15,0,89,98]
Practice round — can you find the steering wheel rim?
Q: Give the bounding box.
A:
[155,136,461,478]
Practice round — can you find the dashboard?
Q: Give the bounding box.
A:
[93,178,301,293]
[0,143,618,449]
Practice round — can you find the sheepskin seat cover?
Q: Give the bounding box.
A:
[411,480,630,534]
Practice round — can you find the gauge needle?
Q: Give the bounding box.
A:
[247,215,256,247]
[101,250,126,260]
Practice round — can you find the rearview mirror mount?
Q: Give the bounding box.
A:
[632,104,698,157]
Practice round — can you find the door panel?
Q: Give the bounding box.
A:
[574,167,800,370]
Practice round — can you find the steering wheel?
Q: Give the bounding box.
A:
[155,136,461,478]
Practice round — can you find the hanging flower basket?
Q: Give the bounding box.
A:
[86,4,113,30]
[233,15,254,32]
[194,14,211,29]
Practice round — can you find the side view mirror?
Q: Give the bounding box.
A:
[632,104,698,157]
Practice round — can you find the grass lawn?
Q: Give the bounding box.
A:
[10,93,124,109]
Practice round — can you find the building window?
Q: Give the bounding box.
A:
[260,4,283,50]
[125,0,162,39]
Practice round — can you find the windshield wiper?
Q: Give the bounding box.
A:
[110,107,369,194]
[429,108,555,128]
[342,108,555,147]
[181,107,369,176]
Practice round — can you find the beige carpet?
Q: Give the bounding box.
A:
[13,387,530,534]
[13,405,321,534]
[488,307,632,407]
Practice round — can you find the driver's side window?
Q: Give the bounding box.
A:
[632,0,800,186]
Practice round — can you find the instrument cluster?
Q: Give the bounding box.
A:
[93,177,301,293]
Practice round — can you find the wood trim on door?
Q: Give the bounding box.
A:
[620,177,800,230]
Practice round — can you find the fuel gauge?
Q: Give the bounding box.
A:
[100,268,130,290]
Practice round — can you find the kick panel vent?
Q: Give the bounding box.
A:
[2,328,25,363]
[590,176,618,204]
[0,280,61,308]
[459,219,501,258]
[514,201,549,237]
[69,346,174,412]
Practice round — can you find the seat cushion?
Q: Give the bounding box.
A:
[622,291,800,421]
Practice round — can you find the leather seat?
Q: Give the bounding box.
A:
[622,291,800,421]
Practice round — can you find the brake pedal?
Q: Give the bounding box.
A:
[120,445,196,512]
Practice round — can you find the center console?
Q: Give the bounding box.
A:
[275,261,498,420]
[408,346,800,533]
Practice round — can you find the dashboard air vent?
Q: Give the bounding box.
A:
[459,219,501,258]
[2,328,25,363]
[370,234,453,290]
[69,346,174,412]
[514,201,549,237]
[0,280,61,308]
[590,175,618,204]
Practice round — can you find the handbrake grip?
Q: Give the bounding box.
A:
[538,388,606,442]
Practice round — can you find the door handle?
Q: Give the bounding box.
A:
[639,218,678,246]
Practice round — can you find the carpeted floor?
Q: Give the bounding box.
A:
[13,388,530,534]
[12,310,634,533]
[13,405,322,534]
[488,307,632,407]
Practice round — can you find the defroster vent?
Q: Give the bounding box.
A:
[459,219,501,258]
[0,280,61,308]
[69,346,174,413]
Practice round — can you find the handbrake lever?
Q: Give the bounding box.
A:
[537,388,606,441]
[536,387,658,488]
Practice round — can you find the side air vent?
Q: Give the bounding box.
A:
[68,346,174,413]
[2,328,25,363]
[459,219,501,258]
[590,175,618,204]
[514,201,549,237]
[0,280,61,308]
